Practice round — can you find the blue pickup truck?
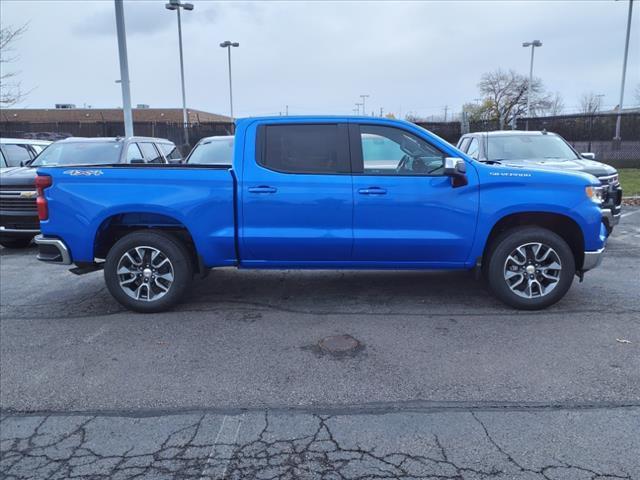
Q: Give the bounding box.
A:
[33,116,608,312]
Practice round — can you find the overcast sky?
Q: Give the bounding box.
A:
[1,0,638,118]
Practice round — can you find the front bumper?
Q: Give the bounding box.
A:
[34,235,72,265]
[582,246,605,271]
[601,208,621,230]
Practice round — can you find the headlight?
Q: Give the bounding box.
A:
[585,186,604,204]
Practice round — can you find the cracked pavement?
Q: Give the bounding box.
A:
[1,208,639,478]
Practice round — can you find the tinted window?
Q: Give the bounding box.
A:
[31,142,123,166]
[487,134,579,161]
[159,143,181,161]
[260,124,349,174]
[139,143,163,163]
[1,144,33,167]
[126,143,144,163]
[187,137,234,165]
[467,138,479,159]
[359,125,445,175]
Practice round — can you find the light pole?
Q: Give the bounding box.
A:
[615,0,634,141]
[220,41,239,119]
[355,103,362,115]
[165,0,193,145]
[114,0,133,137]
[360,94,370,116]
[522,40,542,129]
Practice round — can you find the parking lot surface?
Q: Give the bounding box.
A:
[1,207,639,478]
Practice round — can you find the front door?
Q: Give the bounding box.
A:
[350,123,478,265]
[241,122,353,265]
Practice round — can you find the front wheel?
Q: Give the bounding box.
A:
[104,231,193,313]
[486,227,575,310]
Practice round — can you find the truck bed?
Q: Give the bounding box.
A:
[37,165,237,267]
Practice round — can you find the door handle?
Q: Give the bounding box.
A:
[248,186,277,194]
[358,187,387,195]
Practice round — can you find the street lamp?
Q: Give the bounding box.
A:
[165,0,193,145]
[220,41,239,119]
[522,40,542,129]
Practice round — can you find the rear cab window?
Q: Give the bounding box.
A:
[257,124,350,174]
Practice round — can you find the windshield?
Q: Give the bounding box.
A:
[31,141,123,166]
[487,135,579,161]
[187,137,234,165]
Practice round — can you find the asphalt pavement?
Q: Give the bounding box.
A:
[1,207,639,479]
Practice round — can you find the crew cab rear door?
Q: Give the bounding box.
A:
[350,123,479,265]
[240,122,353,264]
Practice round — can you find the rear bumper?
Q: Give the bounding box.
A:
[582,246,605,271]
[34,235,72,265]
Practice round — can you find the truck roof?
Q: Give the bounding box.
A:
[54,136,174,144]
[0,137,53,145]
[465,130,558,137]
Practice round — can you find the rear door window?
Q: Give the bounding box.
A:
[258,124,350,174]
[1,144,33,167]
[139,143,164,163]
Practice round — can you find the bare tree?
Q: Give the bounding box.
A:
[537,91,564,117]
[0,23,28,106]
[476,69,551,128]
[579,92,603,115]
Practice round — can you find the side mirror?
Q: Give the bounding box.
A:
[581,152,596,160]
[443,157,468,187]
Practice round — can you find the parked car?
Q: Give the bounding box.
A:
[186,135,234,165]
[0,138,52,168]
[34,117,608,312]
[456,131,622,231]
[0,136,179,248]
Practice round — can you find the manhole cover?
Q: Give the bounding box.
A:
[319,334,360,353]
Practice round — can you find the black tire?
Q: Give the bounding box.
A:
[104,230,193,313]
[486,226,575,310]
[0,237,33,249]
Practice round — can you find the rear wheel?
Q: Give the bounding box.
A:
[104,231,193,313]
[0,237,33,249]
[486,227,575,310]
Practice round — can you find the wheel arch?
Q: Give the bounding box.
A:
[482,212,585,270]
[94,212,202,273]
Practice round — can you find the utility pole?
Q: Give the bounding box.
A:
[285,105,289,116]
[360,95,369,116]
[355,103,362,115]
[443,105,448,122]
[379,107,384,117]
[615,0,634,141]
[114,0,133,137]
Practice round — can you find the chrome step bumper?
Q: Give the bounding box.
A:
[34,235,72,265]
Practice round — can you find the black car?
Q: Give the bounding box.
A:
[456,130,622,231]
[0,136,182,248]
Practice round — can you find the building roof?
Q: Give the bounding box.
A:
[1,108,232,124]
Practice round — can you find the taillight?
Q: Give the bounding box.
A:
[35,175,52,221]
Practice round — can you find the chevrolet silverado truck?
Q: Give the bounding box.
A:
[34,117,608,312]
